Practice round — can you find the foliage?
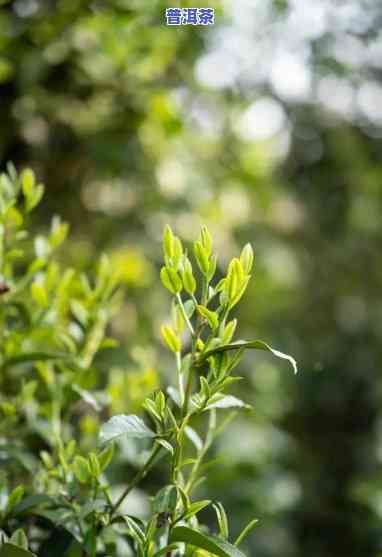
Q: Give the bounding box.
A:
[0,166,295,556]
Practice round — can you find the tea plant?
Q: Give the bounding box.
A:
[0,165,296,557]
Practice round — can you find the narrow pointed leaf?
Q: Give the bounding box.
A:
[198,340,297,374]
[169,526,245,557]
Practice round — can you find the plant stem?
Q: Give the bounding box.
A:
[176,293,195,336]
[110,443,162,517]
[182,365,195,417]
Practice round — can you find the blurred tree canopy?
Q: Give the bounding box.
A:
[1,0,382,556]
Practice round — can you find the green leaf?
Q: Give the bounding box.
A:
[21,169,35,197]
[99,414,155,444]
[163,225,175,260]
[6,486,24,513]
[153,485,178,514]
[194,241,209,275]
[169,526,245,557]
[0,544,36,557]
[239,243,254,274]
[182,499,211,520]
[234,518,258,546]
[198,340,297,374]
[161,324,181,353]
[181,258,196,295]
[97,443,114,472]
[30,281,48,307]
[152,544,179,557]
[11,495,53,516]
[9,531,27,550]
[205,395,250,411]
[200,225,212,255]
[2,351,72,368]
[160,266,182,294]
[72,456,91,484]
[221,319,237,344]
[213,502,229,539]
[196,305,219,330]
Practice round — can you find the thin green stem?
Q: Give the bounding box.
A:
[176,293,195,336]
[176,351,184,407]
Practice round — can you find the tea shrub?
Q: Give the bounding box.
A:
[0,165,296,557]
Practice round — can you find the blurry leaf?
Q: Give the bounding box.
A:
[97,443,114,472]
[30,282,48,308]
[184,426,203,452]
[21,169,35,197]
[99,414,155,444]
[0,544,36,557]
[9,531,27,550]
[157,439,174,454]
[205,395,250,411]
[182,500,211,520]
[169,526,245,557]
[71,385,101,412]
[72,456,91,484]
[199,340,297,374]
[213,502,229,539]
[152,544,179,557]
[153,485,178,514]
[2,352,72,368]
[234,518,258,546]
[12,495,54,516]
[6,486,24,513]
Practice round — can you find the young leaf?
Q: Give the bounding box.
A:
[234,518,258,546]
[194,241,209,275]
[72,456,91,484]
[99,414,155,444]
[160,266,182,294]
[181,258,196,295]
[196,305,219,330]
[6,486,24,513]
[163,225,175,260]
[197,340,297,374]
[200,225,212,256]
[169,526,245,557]
[213,502,229,539]
[221,319,237,344]
[153,485,178,514]
[205,395,250,411]
[182,500,211,520]
[239,243,254,274]
[161,325,181,353]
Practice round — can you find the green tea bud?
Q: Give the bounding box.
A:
[240,243,254,274]
[160,266,182,294]
[161,325,182,353]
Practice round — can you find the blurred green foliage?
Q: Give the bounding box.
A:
[1,0,382,556]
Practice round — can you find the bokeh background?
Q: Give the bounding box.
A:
[1,0,382,556]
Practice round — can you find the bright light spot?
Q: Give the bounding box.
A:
[357,81,382,123]
[195,51,238,90]
[270,52,312,101]
[156,158,186,198]
[236,97,287,141]
[317,76,355,118]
